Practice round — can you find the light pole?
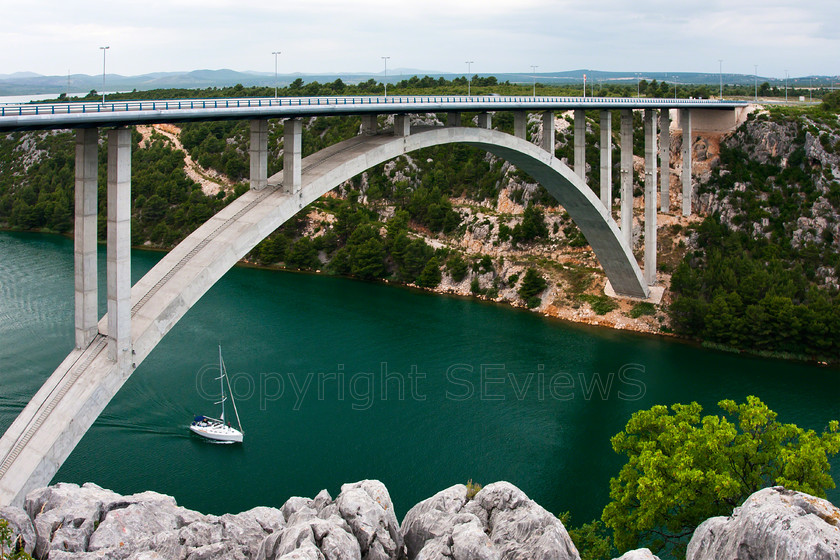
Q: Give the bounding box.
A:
[785,70,789,103]
[718,59,723,99]
[99,46,109,104]
[531,65,538,96]
[637,72,640,97]
[381,56,390,97]
[754,64,758,102]
[272,51,281,98]
[466,61,474,96]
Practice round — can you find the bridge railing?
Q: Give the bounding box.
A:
[0,95,742,118]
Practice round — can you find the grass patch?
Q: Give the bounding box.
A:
[577,294,618,315]
[628,302,657,318]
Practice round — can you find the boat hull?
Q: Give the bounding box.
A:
[189,421,243,443]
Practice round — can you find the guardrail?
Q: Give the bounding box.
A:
[0,95,744,118]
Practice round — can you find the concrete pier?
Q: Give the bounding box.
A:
[106,128,131,370]
[659,109,671,212]
[249,119,268,191]
[393,114,410,137]
[541,111,554,154]
[680,109,692,216]
[644,109,658,286]
[361,114,377,135]
[599,110,612,212]
[446,112,461,127]
[284,118,302,195]
[620,110,633,248]
[574,109,586,182]
[477,112,492,129]
[513,111,527,140]
[74,129,98,349]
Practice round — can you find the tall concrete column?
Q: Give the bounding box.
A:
[644,109,658,286]
[659,109,671,213]
[680,109,692,216]
[361,114,377,135]
[574,109,586,182]
[599,110,612,212]
[477,112,492,129]
[541,111,554,154]
[74,128,98,349]
[284,118,302,195]
[393,114,410,137]
[513,111,527,139]
[620,109,634,248]
[446,112,461,127]
[106,128,131,370]
[249,119,268,191]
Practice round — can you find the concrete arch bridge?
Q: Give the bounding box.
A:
[0,95,748,505]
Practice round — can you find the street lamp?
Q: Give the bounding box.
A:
[754,64,758,102]
[637,73,640,97]
[785,70,789,103]
[465,61,474,96]
[272,51,281,98]
[381,56,390,97]
[99,46,109,104]
[531,65,538,96]
[718,59,723,99]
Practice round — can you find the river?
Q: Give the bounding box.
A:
[0,231,837,523]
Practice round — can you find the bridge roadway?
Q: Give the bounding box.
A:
[0,94,747,132]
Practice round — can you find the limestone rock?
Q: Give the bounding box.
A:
[0,505,36,556]
[612,549,660,560]
[402,481,579,560]
[336,480,404,560]
[686,486,840,560]
[256,515,359,560]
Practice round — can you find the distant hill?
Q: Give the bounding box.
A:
[1,68,835,97]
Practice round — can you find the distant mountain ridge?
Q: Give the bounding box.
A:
[1,68,835,96]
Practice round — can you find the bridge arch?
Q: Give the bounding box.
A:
[0,125,646,506]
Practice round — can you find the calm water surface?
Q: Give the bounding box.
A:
[1,231,838,523]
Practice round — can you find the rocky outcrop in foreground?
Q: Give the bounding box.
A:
[0,480,581,560]
[687,486,840,560]
[3,481,839,560]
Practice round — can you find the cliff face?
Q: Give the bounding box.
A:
[2,482,838,560]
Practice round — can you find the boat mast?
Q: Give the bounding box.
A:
[218,344,225,422]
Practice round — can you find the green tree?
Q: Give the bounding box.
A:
[512,204,549,244]
[602,396,840,558]
[417,256,442,288]
[517,268,547,308]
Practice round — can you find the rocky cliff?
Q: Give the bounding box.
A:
[2,481,839,560]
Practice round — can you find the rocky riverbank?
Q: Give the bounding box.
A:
[1,481,838,560]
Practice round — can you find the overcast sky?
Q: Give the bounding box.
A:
[2,0,838,79]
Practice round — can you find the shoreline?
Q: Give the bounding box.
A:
[2,226,835,368]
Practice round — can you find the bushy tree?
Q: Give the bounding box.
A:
[517,268,547,308]
[602,396,840,558]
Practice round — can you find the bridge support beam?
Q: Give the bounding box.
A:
[680,109,692,216]
[106,128,132,370]
[541,111,554,154]
[361,114,377,135]
[513,111,527,139]
[620,109,633,248]
[477,112,492,129]
[284,118,302,195]
[644,109,658,286]
[659,109,671,213]
[249,119,268,191]
[599,110,612,213]
[74,129,98,349]
[394,114,410,137]
[574,109,586,182]
[446,112,461,127]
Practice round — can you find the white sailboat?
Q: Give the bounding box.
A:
[190,345,244,443]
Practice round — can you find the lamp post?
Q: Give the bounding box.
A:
[381,56,390,97]
[465,61,474,96]
[531,65,538,96]
[272,51,281,98]
[785,70,789,103]
[637,72,640,97]
[718,59,723,99]
[754,64,758,102]
[99,46,109,104]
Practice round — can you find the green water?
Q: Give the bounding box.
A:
[1,231,838,523]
